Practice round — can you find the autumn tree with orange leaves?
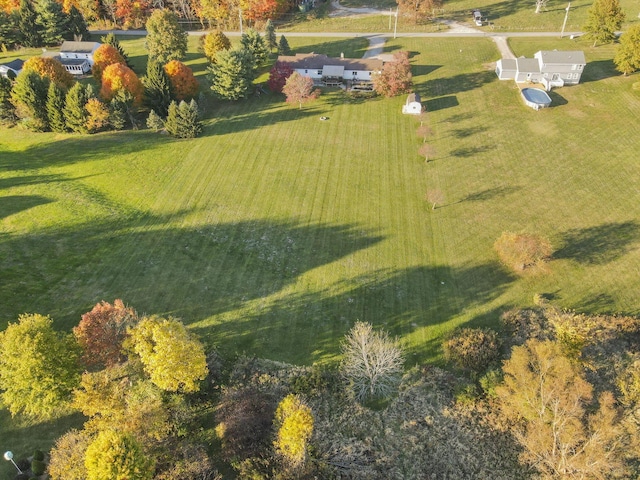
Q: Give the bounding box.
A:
[115,0,150,29]
[92,43,126,82]
[164,60,199,100]
[73,299,138,369]
[100,63,144,105]
[23,56,74,89]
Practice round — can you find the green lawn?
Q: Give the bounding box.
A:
[2,34,640,474]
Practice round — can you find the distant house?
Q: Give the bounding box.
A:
[0,59,24,79]
[276,53,383,89]
[402,93,422,115]
[496,50,586,90]
[56,41,101,75]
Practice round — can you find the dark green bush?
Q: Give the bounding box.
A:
[32,449,44,462]
[443,327,502,374]
[31,459,46,475]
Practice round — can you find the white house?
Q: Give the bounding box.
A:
[496,50,586,90]
[276,53,383,88]
[57,41,101,75]
[0,59,24,79]
[402,93,422,115]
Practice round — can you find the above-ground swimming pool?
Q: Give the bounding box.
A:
[521,88,552,110]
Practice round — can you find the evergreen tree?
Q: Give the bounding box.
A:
[101,32,132,68]
[208,48,256,101]
[18,0,42,47]
[35,0,68,46]
[144,60,173,116]
[278,35,292,56]
[11,70,49,130]
[46,81,67,132]
[0,76,17,125]
[146,109,164,131]
[109,89,135,130]
[241,28,268,67]
[202,30,231,63]
[164,100,179,136]
[164,100,202,138]
[63,82,89,133]
[583,0,625,46]
[67,6,88,41]
[0,11,19,50]
[265,19,277,53]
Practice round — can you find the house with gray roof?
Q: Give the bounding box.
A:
[57,41,101,75]
[277,53,383,88]
[0,59,24,79]
[496,50,586,90]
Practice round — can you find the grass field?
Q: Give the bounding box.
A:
[1,33,640,474]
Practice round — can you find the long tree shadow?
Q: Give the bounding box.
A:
[0,213,384,332]
[554,221,640,265]
[424,71,496,97]
[200,262,515,365]
[459,185,521,204]
[580,59,619,83]
[0,195,53,221]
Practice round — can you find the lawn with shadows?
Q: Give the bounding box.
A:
[2,36,640,473]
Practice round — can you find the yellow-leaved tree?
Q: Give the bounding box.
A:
[125,316,208,393]
[84,429,154,480]
[274,394,314,469]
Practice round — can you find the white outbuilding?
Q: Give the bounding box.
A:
[402,93,423,115]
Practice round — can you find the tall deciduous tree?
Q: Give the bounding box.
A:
[125,316,208,392]
[145,9,187,64]
[46,81,67,132]
[100,62,144,105]
[241,27,268,67]
[341,321,404,402]
[282,71,319,109]
[23,56,74,89]
[48,429,91,480]
[164,59,199,100]
[73,299,137,369]
[85,430,154,480]
[614,25,640,75]
[583,0,625,46]
[240,0,278,23]
[144,60,173,116]
[202,30,231,62]
[497,339,628,478]
[274,394,314,469]
[209,47,256,100]
[372,50,412,97]
[494,231,552,273]
[267,60,293,93]
[11,70,50,130]
[92,43,126,82]
[0,313,81,419]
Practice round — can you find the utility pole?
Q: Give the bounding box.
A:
[560,2,570,38]
[239,7,243,35]
[389,8,392,30]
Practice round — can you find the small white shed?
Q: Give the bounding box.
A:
[402,93,422,115]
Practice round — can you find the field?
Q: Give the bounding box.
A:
[2,33,640,473]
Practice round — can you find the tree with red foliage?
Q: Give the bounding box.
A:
[100,63,144,105]
[282,72,319,109]
[372,50,413,97]
[164,60,199,100]
[267,61,293,93]
[115,0,150,28]
[23,56,74,89]
[73,299,138,369]
[92,43,126,82]
[240,0,278,23]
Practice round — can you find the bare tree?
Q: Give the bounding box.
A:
[341,322,404,402]
[416,124,433,143]
[425,189,445,210]
[418,143,436,162]
[535,0,549,14]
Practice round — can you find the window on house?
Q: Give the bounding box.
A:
[305,69,308,73]
[578,64,583,70]
[317,70,322,75]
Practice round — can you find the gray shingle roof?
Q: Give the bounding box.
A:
[516,57,540,73]
[59,41,101,54]
[536,50,586,65]
[277,53,383,72]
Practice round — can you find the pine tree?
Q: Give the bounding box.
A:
[63,82,88,133]
[146,109,164,131]
[145,10,187,64]
[144,60,173,116]
[164,100,179,136]
[17,0,42,47]
[208,48,256,101]
[164,100,201,138]
[109,89,135,130]
[278,35,292,56]
[101,32,132,68]
[11,70,49,130]
[67,6,88,42]
[0,76,17,124]
[0,11,19,50]
[265,19,277,53]
[241,28,268,67]
[46,81,67,132]
[35,0,68,46]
